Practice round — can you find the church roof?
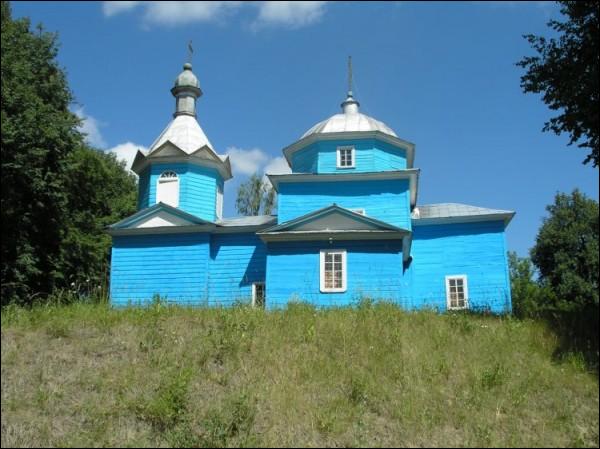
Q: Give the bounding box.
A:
[148,114,217,155]
[301,93,397,139]
[412,203,515,225]
[216,215,277,227]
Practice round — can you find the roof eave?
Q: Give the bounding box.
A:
[131,150,233,180]
[267,170,420,208]
[107,224,216,236]
[412,212,516,227]
[257,230,410,243]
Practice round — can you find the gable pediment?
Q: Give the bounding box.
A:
[262,205,408,234]
[134,210,197,228]
[108,203,214,234]
[289,211,385,231]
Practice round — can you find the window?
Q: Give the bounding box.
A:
[320,249,347,292]
[216,183,223,219]
[337,146,355,168]
[350,208,365,216]
[252,282,265,308]
[446,275,469,310]
[156,171,179,207]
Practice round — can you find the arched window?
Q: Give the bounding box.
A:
[156,171,179,207]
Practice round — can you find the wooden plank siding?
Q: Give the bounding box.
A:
[277,178,412,229]
[410,221,512,313]
[290,138,407,174]
[137,162,221,222]
[110,233,210,306]
[208,233,268,305]
[265,240,407,308]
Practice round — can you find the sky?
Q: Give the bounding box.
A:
[11,1,599,257]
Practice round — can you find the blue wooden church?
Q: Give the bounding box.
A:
[108,61,515,312]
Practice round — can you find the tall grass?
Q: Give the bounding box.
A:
[1,301,598,447]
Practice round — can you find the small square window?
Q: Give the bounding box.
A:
[337,146,355,168]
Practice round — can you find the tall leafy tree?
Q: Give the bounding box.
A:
[1,1,79,302]
[235,173,276,216]
[531,190,598,349]
[60,148,137,293]
[517,1,599,167]
[1,1,136,304]
[508,251,544,318]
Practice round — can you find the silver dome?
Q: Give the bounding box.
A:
[173,63,200,89]
[301,93,397,139]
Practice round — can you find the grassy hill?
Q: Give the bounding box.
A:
[1,301,598,447]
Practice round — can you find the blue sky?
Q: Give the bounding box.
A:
[12,1,599,256]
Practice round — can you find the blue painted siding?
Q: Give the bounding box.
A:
[410,221,511,313]
[110,233,210,305]
[183,164,222,221]
[209,233,268,305]
[265,240,407,308]
[277,179,411,229]
[138,162,221,221]
[290,139,407,174]
[291,143,318,173]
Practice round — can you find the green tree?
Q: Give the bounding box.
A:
[1,1,136,304]
[60,148,137,293]
[508,251,544,318]
[235,173,276,216]
[1,1,80,302]
[531,190,599,350]
[517,1,599,167]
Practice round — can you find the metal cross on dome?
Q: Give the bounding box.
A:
[187,40,193,64]
[348,55,353,95]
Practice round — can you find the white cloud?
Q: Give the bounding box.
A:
[225,146,291,179]
[225,146,269,176]
[106,141,148,172]
[102,1,328,29]
[263,156,292,175]
[74,107,107,148]
[253,1,327,29]
[471,1,554,8]
[103,1,141,17]
[262,155,292,186]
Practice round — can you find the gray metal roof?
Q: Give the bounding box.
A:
[301,93,397,139]
[412,203,515,225]
[216,215,277,227]
[149,115,215,154]
[173,63,200,89]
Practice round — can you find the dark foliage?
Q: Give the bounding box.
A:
[531,190,599,366]
[517,1,599,167]
[1,2,136,304]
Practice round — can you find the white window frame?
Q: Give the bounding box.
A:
[156,171,180,207]
[320,249,347,293]
[350,208,366,216]
[445,275,469,310]
[252,282,265,307]
[336,146,355,169]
